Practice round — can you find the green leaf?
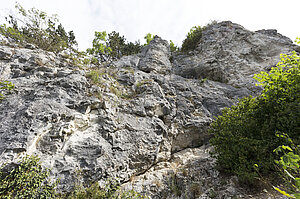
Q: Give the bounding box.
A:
[282,145,293,151]
[295,178,300,188]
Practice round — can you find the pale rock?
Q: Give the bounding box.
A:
[0,21,297,198]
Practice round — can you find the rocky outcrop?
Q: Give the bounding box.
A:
[0,21,297,198]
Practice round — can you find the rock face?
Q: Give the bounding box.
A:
[0,21,298,198]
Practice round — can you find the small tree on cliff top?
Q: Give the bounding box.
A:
[0,3,77,53]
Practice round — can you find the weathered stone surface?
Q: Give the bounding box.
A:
[173,21,298,89]
[0,21,297,198]
[138,36,172,74]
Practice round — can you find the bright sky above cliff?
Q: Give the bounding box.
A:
[1,0,299,50]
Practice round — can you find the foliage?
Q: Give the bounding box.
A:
[210,50,300,184]
[67,180,147,199]
[180,21,217,52]
[144,33,154,45]
[107,31,141,58]
[87,31,141,63]
[0,155,58,199]
[121,40,141,57]
[0,3,77,53]
[181,26,203,52]
[272,134,300,198]
[0,155,146,199]
[86,31,112,62]
[0,81,14,100]
[169,40,178,52]
[107,31,126,59]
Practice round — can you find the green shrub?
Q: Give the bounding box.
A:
[210,51,300,184]
[121,41,141,56]
[0,81,14,100]
[87,31,141,63]
[272,134,300,198]
[169,40,178,52]
[67,180,147,199]
[181,26,203,52]
[0,155,147,199]
[144,33,154,45]
[0,155,58,198]
[181,21,217,52]
[0,3,77,53]
[107,31,141,59]
[87,31,112,62]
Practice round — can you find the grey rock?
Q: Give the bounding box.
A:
[138,36,172,74]
[0,21,297,198]
[0,46,12,60]
[173,21,297,89]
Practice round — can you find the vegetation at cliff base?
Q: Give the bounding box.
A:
[272,134,300,198]
[210,50,300,184]
[0,155,147,199]
[0,155,58,198]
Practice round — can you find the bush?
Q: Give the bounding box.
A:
[0,155,147,199]
[181,26,203,52]
[0,81,14,100]
[144,33,154,45]
[67,180,147,199]
[272,134,300,198]
[107,31,141,58]
[0,3,77,53]
[169,40,178,52]
[210,51,300,184]
[87,31,141,63]
[86,31,112,62]
[0,155,58,198]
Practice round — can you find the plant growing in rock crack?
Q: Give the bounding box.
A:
[0,81,14,100]
[169,172,181,197]
[168,161,182,197]
[135,79,153,88]
[190,183,202,197]
[199,77,208,85]
[109,85,122,98]
[208,189,218,198]
[65,179,148,199]
[86,68,129,99]
[0,155,147,198]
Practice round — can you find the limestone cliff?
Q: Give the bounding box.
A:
[0,21,298,198]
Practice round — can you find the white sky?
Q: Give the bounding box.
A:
[1,0,299,51]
